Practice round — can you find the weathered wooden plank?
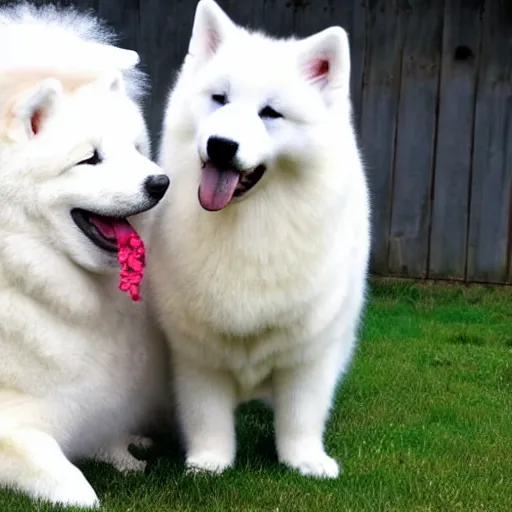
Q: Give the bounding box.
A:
[466,0,512,284]
[428,0,482,280]
[388,0,444,278]
[349,0,367,132]
[359,0,404,275]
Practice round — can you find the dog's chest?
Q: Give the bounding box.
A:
[207,332,285,395]
[173,309,311,395]
[0,288,161,431]
[172,233,323,335]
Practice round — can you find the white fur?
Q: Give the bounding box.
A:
[147,0,370,478]
[0,4,170,508]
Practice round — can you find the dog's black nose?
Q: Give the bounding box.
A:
[207,136,239,165]
[144,174,170,200]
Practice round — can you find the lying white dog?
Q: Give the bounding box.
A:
[0,3,170,507]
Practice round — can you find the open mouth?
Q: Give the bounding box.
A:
[71,208,137,253]
[198,161,266,212]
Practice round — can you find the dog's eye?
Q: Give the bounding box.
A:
[78,150,102,166]
[259,106,283,119]
[212,93,228,105]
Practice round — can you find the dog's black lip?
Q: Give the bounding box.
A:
[233,164,266,197]
[71,209,118,252]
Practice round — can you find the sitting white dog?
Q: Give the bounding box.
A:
[147,0,370,479]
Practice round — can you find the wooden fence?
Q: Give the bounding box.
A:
[26,0,512,283]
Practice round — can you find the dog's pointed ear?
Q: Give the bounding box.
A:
[297,27,351,98]
[9,78,63,142]
[188,0,235,61]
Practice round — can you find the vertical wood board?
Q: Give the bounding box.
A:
[388,0,444,278]
[360,0,404,275]
[467,0,512,283]
[428,0,482,280]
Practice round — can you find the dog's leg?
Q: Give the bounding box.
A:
[174,355,236,474]
[0,427,99,508]
[93,435,152,473]
[273,341,347,479]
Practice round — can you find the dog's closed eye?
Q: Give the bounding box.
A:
[78,149,102,166]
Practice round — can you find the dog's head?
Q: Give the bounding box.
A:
[172,0,352,212]
[0,52,169,272]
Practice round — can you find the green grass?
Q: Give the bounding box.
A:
[2,279,511,511]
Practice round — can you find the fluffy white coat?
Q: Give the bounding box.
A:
[147,0,370,478]
[0,4,170,508]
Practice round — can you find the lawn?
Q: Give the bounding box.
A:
[2,279,511,511]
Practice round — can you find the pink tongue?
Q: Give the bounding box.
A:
[111,219,137,244]
[89,216,137,243]
[198,163,240,211]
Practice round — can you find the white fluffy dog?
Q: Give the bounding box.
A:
[147,0,370,479]
[0,3,170,508]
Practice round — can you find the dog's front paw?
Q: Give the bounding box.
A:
[46,466,100,508]
[280,447,340,478]
[185,451,233,475]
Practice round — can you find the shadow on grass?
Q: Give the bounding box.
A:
[82,401,279,500]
